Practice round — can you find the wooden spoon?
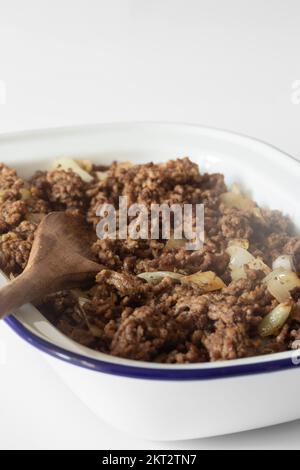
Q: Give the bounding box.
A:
[0,212,102,319]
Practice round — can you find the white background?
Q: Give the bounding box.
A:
[0,0,300,450]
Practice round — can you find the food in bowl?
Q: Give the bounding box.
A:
[0,157,300,364]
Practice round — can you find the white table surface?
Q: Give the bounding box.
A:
[1,0,300,450]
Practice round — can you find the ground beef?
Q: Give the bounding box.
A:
[219,207,254,240]
[1,157,300,363]
[110,305,185,361]
[31,169,89,211]
[0,231,33,274]
[0,200,27,234]
[0,163,24,191]
[96,269,147,298]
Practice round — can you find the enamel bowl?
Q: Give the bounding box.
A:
[1,122,300,441]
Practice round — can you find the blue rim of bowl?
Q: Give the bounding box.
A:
[5,315,300,380]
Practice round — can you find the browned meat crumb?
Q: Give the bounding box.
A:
[110,305,186,361]
[31,169,89,211]
[0,232,32,274]
[0,163,25,191]
[1,157,300,364]
[0,200,27,233]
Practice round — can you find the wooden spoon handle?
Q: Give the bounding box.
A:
[0,258,102,319]
[0,269,47,319]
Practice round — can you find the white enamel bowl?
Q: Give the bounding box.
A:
[1,123,300,441]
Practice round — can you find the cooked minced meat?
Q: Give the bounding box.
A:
[0,158,300,363]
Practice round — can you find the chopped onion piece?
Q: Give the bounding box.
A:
[138,270,226,291]
[252,207,263,219]
[181,271,226,292]
[220,192,255,211]
[96,171,109,181]
[279,271,300,291]
[227,245,255,268]
[227,245,253,281]
[19,188,31,200]
[265,269,300,289]
[1,232,17,242]
[264,268,285,284]
[231,183,242,195]
[264,269,300,303]
[272,255,295,272]
[137,271,183,282]
[228,238,249,250]
[267,278,291,303]
[231,266,247,281]
[76,159,93,173]
[227,245,270,281]
[258,302,293,337]
[51,158,94,183]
